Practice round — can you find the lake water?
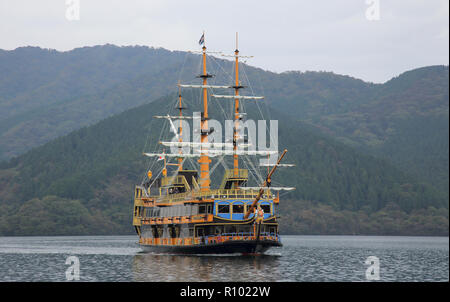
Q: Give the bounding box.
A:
[0,235,447,282]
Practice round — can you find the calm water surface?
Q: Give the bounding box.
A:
[0,235,447,282]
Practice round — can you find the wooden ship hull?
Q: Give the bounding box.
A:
[140,240,281,254]
[133,182,283,254]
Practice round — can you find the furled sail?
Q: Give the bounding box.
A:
[239,187,296,191]
[259,163,296,167]
[211,95,264,100]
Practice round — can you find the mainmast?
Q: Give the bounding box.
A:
[198,35,212,191]
[233,32,240,180]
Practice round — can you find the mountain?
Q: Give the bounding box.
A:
[294,66,449,194]
[0,45,447,236]
[0,46,447,197]
[0,45,190,160]
[0,95,447,236]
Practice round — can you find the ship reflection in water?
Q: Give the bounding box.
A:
[132,251,282,282]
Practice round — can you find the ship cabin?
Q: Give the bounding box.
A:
[133,168,280,244]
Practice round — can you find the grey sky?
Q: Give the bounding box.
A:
[0,0,448,83]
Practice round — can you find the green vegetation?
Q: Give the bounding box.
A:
[0,95,447,236]
[280,200,448,236]
[304,66,449,195]
[0,45,190,160]
[0,196,119,236]
[0,47,448,194]
[0,46,447,236]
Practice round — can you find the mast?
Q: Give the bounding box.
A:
[198,35,211,191]
[177,84,184,170]
[233,32,240,181]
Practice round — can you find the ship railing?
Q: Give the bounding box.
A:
[200,232,280,245]
[154,188,273,203]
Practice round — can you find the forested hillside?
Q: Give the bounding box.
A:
[301,66,449,194]
[0,45,188,160]
[0,46,447,196]
[0,95,447,236]
[0,45,448,236]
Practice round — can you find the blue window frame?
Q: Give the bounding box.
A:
[215,201,231,219]
[231,201,245,220]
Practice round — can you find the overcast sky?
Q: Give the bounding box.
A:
[0,0,448,83]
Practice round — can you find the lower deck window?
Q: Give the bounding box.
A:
[260,205,271,214]
[199,204,213,214]
[196,228,204,237]
[232,204,244,214]
[218,204,230,214]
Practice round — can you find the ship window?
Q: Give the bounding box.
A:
[135,206,142,216]
[215,226,224,235]
[225,225,236,234]
[261,204,271,214]
[199,204,213,214]
[197,228,204,237]
[232,204,244,214]
[237,225,251,233]
[218,204,230,214]
[151,226,158,238]
[199,205,206,214]
[169,226,179,238]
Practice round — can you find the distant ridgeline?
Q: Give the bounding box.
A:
[0,46,447,236]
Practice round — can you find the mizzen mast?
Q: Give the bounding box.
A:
[177,84,184,170]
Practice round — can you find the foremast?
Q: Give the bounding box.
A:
[199,38,212,191]
[177,84,185,170]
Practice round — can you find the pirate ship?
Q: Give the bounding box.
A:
[132,33,294,254]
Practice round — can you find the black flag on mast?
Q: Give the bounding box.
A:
[198,33,205,46]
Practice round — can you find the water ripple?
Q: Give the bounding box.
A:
[0,235,448,282]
